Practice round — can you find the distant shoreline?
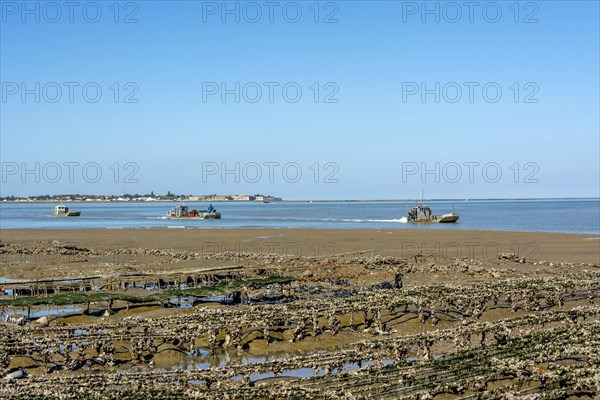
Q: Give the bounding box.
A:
[1,197,599,204]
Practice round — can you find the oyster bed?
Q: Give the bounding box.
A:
[0,234,598,399]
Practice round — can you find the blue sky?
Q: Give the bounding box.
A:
[1,0,599,200]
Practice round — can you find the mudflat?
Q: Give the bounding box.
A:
[2,228,599,271]
[0,228,598,399]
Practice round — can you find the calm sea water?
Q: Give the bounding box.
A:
[0,199,599,234]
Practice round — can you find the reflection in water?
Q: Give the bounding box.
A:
[120,347,398,382]
[2,305,83,319]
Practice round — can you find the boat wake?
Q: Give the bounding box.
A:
[146,216,408,224]
[337,218,407,223]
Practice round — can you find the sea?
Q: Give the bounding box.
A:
[0,199,599,235]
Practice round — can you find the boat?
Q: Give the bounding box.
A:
[52,205,80,217]
[165,204,221,220]
[406,204,459,223]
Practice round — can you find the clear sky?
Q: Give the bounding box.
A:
[1,0,599,200]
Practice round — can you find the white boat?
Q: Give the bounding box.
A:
[165,205,221,220]
[435,212,460,223]
[52,205,80,217]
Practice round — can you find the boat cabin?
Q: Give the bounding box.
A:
[171,205,189,218]
[407,204,433,222]
[54,205,68,214]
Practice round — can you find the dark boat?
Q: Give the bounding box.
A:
[166,204,221,220]
[407,204,458,223]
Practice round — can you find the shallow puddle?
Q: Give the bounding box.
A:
[2,304,83,319]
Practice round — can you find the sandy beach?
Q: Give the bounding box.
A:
[1,228,598,277]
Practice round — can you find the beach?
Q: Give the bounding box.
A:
[1,228,599,279]
[0,227,598,399]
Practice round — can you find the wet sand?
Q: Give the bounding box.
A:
[2,228,599,264]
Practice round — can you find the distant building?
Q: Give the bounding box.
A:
[201,195,227,201]
[233,194,256,201]
[262,196,282,202]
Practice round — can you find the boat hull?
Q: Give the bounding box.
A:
[436,213,459,223]
[52,211,80,217]
[167,212,221,220]
[408,213,459,223]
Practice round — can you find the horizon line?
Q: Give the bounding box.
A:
[2,196,599,203]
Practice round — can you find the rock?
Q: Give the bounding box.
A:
[498,253,518,261]
[3,368,27,380]
[32,316,49,327]
[67,360,83,371]
[3,315,26,326]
